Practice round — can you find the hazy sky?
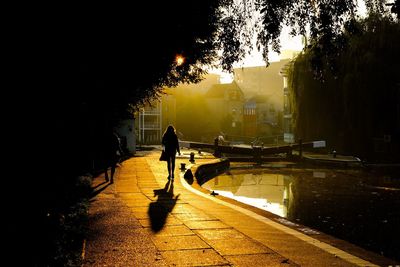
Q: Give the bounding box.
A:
[236,26,304,67]
[237,0,367,68]
[211,1,368,83]
[210,25,304,83]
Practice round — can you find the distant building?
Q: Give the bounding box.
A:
[243,100,257,137]
[279,61,294,143]
[243,95,278,138]
[135,74,222,144]
[204,81,244,138]
[136,91,176,145]
[233,60,290,142]
[233,59,290,110]
[137,101,162,144]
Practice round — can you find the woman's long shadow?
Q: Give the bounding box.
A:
[148,179,180,232]
[90,181,110,199]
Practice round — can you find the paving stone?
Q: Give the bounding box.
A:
[138,182,160,187]
[161,249,229,266]
[93,193,116,199]
[118,192,147,199]
[226,253,298,267]
[153,235,210,251]
[169,203,201,214]
[206,238,274,255]
[123,199,152,207]
[139,216,183,227]
[131,211,150,219]
[136,171,154,177]
[174,212,217,221]
[194,228,247,240]
[147,225,194,236]
[115,183,140,192]
[130,206,153,212]
[184,220,231,230]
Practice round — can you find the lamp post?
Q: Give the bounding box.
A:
[175,54,185,66]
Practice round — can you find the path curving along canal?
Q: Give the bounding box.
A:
[200,164,400,263]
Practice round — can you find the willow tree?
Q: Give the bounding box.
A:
[287,13,400,159]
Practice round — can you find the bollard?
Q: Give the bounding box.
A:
[332,150,337,158]
[180,163,186,170]
[190,152,195,163]
[214,137,221,157]
[253,146,262,164]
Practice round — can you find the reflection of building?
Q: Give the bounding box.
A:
[202,171,292,217]
[280,61,294,143]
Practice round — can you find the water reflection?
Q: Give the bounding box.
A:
[202,167,400,262]
[204,172,290,217]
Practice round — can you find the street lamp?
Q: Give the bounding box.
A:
[175,54,185,66]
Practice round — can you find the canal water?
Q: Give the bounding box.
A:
[201,164,400,262]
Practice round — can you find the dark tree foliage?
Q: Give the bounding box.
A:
[25,1,228,174]
[218,0,358,70]
[48,2,223,119]
[9,2,227,265]
[6,1,397,265]
[219,0,398,73]
[288,14,400,161]
[20,0,396,139]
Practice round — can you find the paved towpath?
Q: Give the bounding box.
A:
[83,148,398,266]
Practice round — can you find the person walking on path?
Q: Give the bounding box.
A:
[105,130,122,183]
[161,125,180,180]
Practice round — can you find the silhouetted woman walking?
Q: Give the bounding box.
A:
[162,125,180,180]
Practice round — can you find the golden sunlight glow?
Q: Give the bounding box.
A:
[176,55,185,66]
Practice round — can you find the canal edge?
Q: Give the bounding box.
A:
[180,161,380,267]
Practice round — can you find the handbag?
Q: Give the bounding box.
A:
[159,150,168,161]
